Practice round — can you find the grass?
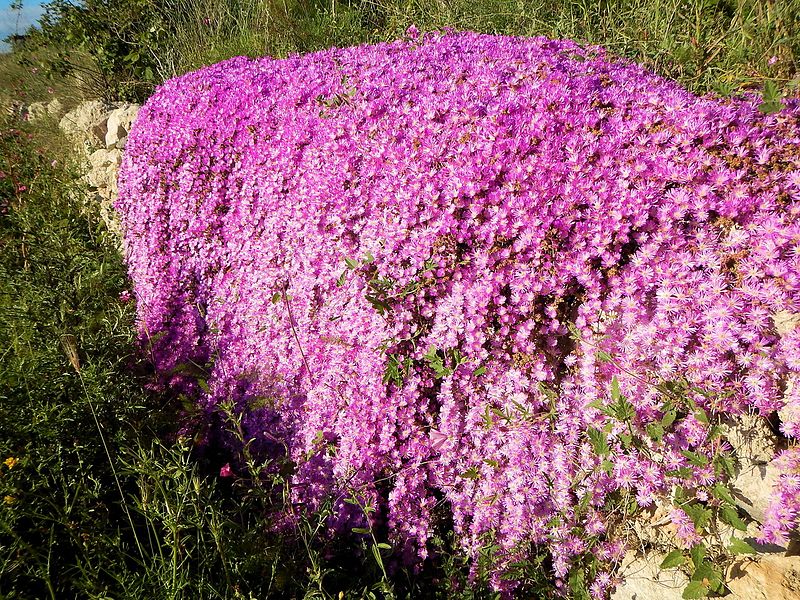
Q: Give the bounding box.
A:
[151,0,799,97]
[0,0,798,598]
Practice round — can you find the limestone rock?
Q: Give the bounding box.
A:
[46,98,65,119]
[105,104,140,149]
[24,99,66,123]
[86,149,123,195]
[773,311,800,337]
[611,551,687,600]
[722,413,779,466]
[25,101,48,122]
[732,460,781,525]
[59,100,118,150]
[727,554,800,600]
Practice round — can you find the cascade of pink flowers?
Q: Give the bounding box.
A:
[117,31,800,595]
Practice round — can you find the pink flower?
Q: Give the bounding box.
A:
[17,185,27,192]
[219,463,233,477]
[768,55,778,66]
[429,428,448,452]
[118,290,132,302]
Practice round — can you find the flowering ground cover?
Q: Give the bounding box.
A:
[117,31,800,596]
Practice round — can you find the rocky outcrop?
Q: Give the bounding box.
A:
[727,554,800,600]
[59,100,119,148]
[24,99,65,122]
[57,100,141,236]
[613,552,687,600]
[105,104,139,149]
[614,551,800,600]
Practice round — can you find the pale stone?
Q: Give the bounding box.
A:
[46,98,64,119]
[105,104,140,149]
[59,100,118,149]
[611,551,687,600]
[727,554,800,600]
[721,413,779,466]
[773,311,800,337]
[86,149,123,192]
[732,460,781,525]
[25,101,48,122]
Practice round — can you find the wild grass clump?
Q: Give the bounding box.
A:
[13,0,799,102]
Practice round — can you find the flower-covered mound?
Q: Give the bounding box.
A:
[117,31,800,595]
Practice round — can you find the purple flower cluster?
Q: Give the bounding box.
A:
[117,31,800,594]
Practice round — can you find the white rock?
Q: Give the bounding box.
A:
[727,554,800,600]
[46,98,64,119]
[732,460,781,525]
[722,413,779,466]
[611,551,687,600]
[86,149,123,192]
[773,311,800,337]
[105,104,140,149]
[25,101,48,122]
[59,100,118,149]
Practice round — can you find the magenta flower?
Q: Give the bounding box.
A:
[116,31,800,594]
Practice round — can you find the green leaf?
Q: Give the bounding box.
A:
[694,409,709,425]
[682,580,709,599]
[681,450,709,466]
[720,506,747,531]
[568,567,589,600]
[759,100,783,114]
[587,428,610,455]
[729,537,756,554]
[661,409,677,428]
[481,405,494,429]
[344,257,359,270]
[647,422,665,441]
[596,350,613,362]
[666,467,694,479]
[690,562,719,584]
[682,576,710,599]
[712,483,736,506]
[611,376,621,402]
[351,527,371,535]
[371,544,383,566]
[473,365,486,377]
[197,379,210,393]
[271,292,282,304]
[764,79,780,102]
[660,550,685,569]
[684,504,712,530]
[365,294,392,315]
[601,459,614,474]
[689,544,706,569]
[588,399,616,418]
[460,467,480,480]
[376,542,392,550]
[713,453,737,478]
[614,397,636,422]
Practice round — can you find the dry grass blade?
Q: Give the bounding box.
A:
[61,333,81,373]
